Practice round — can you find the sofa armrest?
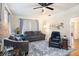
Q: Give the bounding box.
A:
[4,38,29,47]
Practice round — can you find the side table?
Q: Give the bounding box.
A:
[61,39,68,50]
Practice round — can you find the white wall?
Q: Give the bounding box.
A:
[12,5,79,46]
[38,5,79,46]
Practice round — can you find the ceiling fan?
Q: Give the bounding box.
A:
[33,3,54,12]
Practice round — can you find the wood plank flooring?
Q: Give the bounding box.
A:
[68,39,79,56]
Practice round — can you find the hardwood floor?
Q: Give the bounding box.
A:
[68,39,79,56]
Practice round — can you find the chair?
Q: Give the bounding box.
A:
[49,31,61,48]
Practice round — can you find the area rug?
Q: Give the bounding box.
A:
[28,40,74,56]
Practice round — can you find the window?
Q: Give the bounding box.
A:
[4,7,11,34]
[22,19,39,33]
[4,8,10,24]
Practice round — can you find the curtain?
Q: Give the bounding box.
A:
[21,19,39,34]
[20,18,23,33]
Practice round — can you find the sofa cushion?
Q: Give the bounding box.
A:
[32,31,42,35]
[9,35,16,40]
[15,36,23,41]
[24,31,33,36]
[24,31,44,36]
[9,34,27,41]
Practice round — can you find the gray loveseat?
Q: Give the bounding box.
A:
[24,31,45,42]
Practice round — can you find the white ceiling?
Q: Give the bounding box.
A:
[7,3,79,17]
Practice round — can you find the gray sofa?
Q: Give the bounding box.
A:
[4,39,29,56]
[24,31,45,42]
[3,31,45,55]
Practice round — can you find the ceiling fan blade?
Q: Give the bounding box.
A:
[38,3,44,6]
[46,7,54,10]
[46,3,53,6]
[33,7,43,9]
[38,3,53,7]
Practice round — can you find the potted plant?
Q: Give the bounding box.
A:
[15,27,20,34]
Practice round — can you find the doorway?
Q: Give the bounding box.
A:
[70,17,79,48]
